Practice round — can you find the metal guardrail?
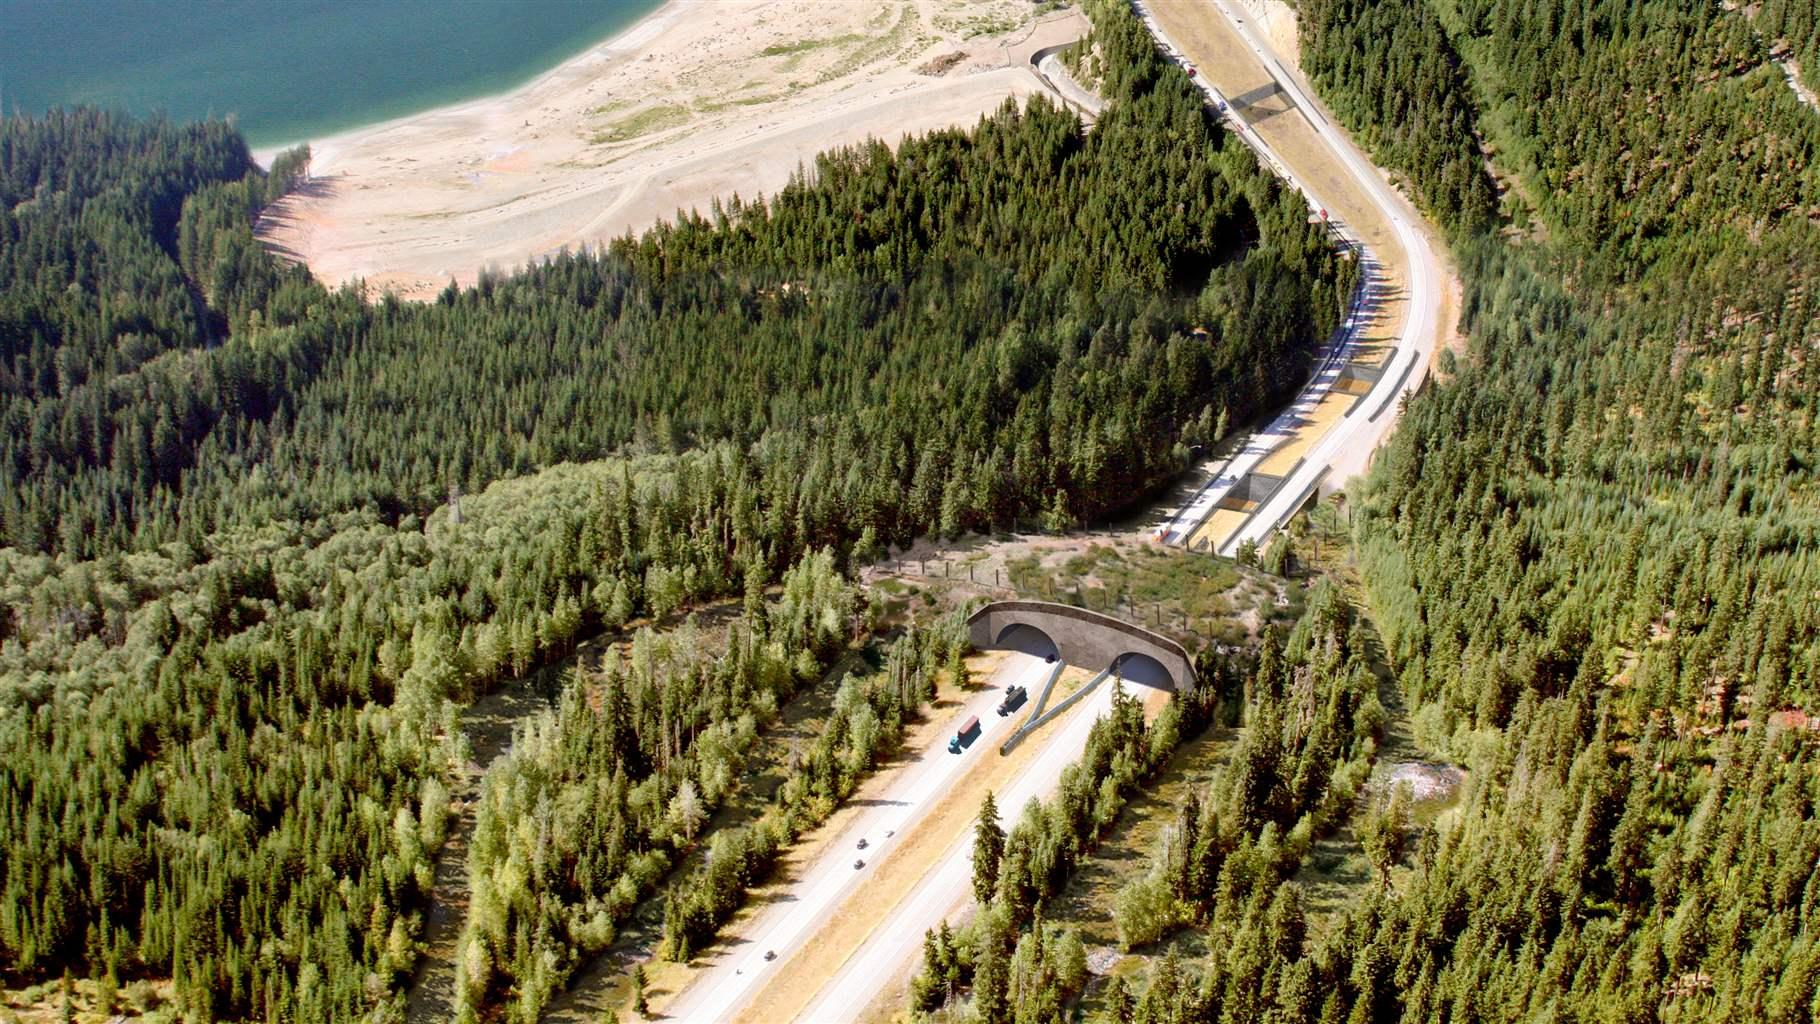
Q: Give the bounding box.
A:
[1244,466,1331,548]
[999,663,1110,756]
[1020,659,1067,725]
[1367,351,1419,423]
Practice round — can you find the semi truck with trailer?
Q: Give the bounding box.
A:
[948,714,981,753]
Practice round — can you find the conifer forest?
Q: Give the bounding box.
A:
[3,0,1818,1020]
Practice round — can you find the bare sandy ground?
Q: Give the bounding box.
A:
[1237,0,1302,68]
[256,0,1090,300]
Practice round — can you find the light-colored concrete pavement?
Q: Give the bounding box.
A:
[796,681,1120,1023]
[662,4,1452,1014]
[661,654,1058,1023]
[772,6,1448,1012]
[1156,251,1378,547]
[1035,49,1108,117]
[1140,0,1446,556]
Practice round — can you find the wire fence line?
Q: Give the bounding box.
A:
[877,556,1239,642]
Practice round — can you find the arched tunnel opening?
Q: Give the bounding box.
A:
[995,623,1060,664]
[1112,651,1176,691]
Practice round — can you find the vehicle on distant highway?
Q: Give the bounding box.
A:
[764,950,776,961]
[853,859,865,870]
[997,685,1027,716]
[856,837,868,850]
[948,714,981,754]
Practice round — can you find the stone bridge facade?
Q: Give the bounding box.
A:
[966,600,1197,691]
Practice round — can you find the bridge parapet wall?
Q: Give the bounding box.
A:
[966,600,1196,690]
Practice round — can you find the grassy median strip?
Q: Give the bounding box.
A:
[723,661,1100,1023]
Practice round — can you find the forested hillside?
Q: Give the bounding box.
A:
[0,111,316,557]
[1298,0,1497,235]
[3,81,1348,561]
[912,582,1385,1024]
[1098,0,1820,1021]
[0,3,1355,1017]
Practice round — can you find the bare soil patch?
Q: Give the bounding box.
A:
[918,51,970,75]
[257,1,1090,300]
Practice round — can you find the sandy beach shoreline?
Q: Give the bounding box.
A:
[249,0,691,169]
[256,0,1092,300]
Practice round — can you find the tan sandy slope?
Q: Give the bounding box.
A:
[256,0,1088,300]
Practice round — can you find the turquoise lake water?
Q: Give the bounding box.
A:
[0,0,661,148]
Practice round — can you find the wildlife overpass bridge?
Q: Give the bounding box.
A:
[966,600,1197,691]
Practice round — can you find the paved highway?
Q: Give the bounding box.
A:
[662,653,1063,1022]
[796,681,1119,1022]
[1035,49,1108,118]
[1142,0,1445,556]
[1155,251,1377,547]
[665,4,1449,1016]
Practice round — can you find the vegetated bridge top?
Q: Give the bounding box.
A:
[966,600,1197,691]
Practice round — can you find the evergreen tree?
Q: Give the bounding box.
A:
[631,965,649,1019]
[973,791,1006,905]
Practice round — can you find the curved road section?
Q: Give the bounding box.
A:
[1144,0,1445,557]
[661,6,1448,1018]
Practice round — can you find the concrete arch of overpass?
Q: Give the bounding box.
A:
[968,600,1196,691]
[994,622,1060,662]
[1111,651,1176,690]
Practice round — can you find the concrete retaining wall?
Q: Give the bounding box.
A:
[966,600,1196,690]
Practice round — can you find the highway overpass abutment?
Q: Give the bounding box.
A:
[966,600,1196,691]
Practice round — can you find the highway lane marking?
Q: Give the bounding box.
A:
[663,656,1052,1022]
[1138,0,1443,558]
